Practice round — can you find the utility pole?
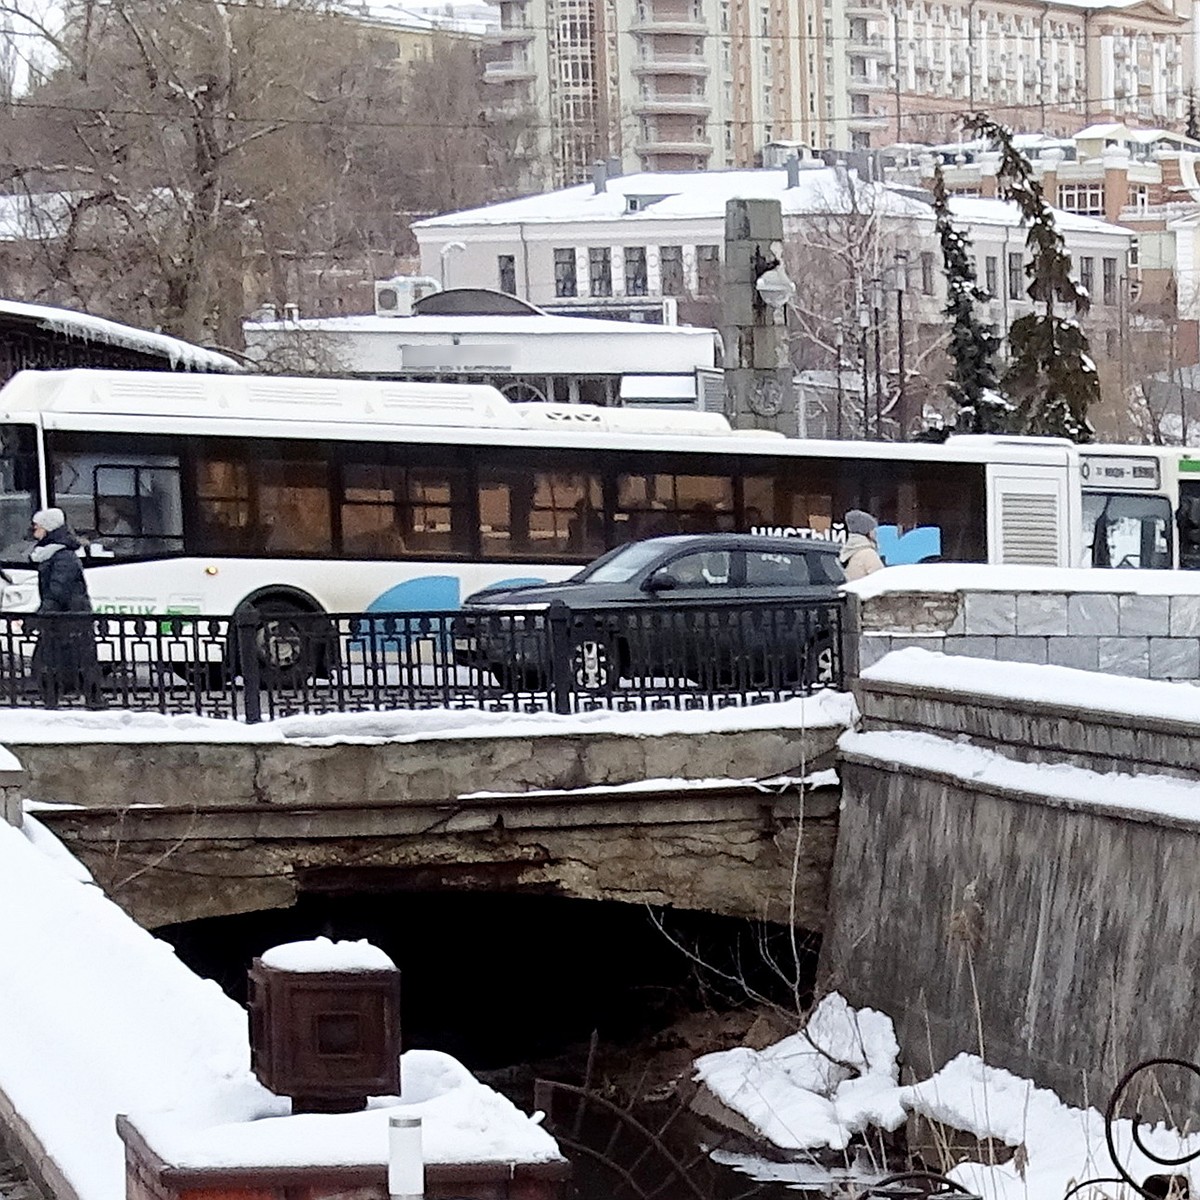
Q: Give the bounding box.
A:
[871,277,884,436]
[835,324,845,439]
[895,251,908,438]
[893,5,903,142]
[858,295,871,440]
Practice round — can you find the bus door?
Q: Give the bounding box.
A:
[1177,480,1200,569]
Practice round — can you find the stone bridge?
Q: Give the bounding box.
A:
[18,702,850,930]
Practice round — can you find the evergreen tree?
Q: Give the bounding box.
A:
[1188,87,1200,141]
[962,113,1099,442]
[931,162,1006,433]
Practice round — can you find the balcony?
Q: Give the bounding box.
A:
[634,134,714,155]
[484,57,538,82]
[847,112,888,131]
[629,15,709,34]
[632,52,711,75]
[844,0,885,15]
[847,71,889,91]
[495,21,536,41]
[632,92,712,115]
[846,32,891,56]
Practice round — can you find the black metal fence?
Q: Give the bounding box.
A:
[0,597,847,722]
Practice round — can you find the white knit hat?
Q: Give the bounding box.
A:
[32,507,65,532]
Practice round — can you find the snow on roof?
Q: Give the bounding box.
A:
[342,0,498,34]
[0,813,560,1200]
[947,196,1132,237]
[260,937,396,973]
[414,167,931,229]
[0,299,240,372]
[0,691,857,745]
[243,312,711,337]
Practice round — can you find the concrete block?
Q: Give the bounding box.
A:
[858,635,892,670]
[1098,637,1150,677]
[1150,637,1200,680]
[943,636,998,660]
[994,636,1048,664]
[1016,593,1068,635]
[1170,595,1200,637]
[964,593,1016,636]
[1118,594,1170,637]
[1047,637,1100,671]
[1068,593,1119,637]
[888,635,947,652]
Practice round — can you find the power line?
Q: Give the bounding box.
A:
[0,88,1155,132]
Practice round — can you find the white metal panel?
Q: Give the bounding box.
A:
[987,465,1073,565]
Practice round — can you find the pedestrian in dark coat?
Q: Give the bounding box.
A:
[29,507,103,707]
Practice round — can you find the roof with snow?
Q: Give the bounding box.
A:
[947,197,1132,238]
[243,311,714,337]
[0,299,241,373]
[413,166,933,229]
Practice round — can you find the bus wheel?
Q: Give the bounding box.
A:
[242,599,321,687]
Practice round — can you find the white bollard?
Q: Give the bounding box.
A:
[387,1114,423,1200]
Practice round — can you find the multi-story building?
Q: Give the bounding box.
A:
[895,122,1200,359]
[485,0,1193,184]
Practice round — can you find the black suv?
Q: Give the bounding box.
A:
[455,534,845,692]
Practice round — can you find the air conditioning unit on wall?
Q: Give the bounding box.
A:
[374,276,441,317]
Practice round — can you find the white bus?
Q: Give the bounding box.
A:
[0,369,1082,631]
[1080,445,1200,569]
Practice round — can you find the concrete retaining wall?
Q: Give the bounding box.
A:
[823,747,1200,1111]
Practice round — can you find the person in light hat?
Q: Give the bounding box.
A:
[839,509,885,581]
[29,507,103,707]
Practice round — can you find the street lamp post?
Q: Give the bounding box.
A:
[894,251,909,438]
[871,277,884,438]
[835,323,845,439]
[857,297,871,440]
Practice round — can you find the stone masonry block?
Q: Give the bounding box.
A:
[942,636,998,660]
[1170,595,1200,638]
[1016,593,1068,636]
[1067,593,1119,636]
[1047,636,1099,672]
[1150,638,1200,680]
[994,636,1048,664]
[858,635,893,670]
[964,593,1016,636]
[1098,637,1150,678]
[1118,594,1170,637]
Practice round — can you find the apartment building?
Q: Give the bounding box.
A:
[484,0,1192,183]
[897,122,1200,357]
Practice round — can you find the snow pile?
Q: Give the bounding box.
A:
[696,996,1200,1199]
[0,690,855,744]
[260,937,396,973]
[0,815,560,1200]
[693,994,903,1150]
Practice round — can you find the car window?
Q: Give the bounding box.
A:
[745,550,812,587]
[665,550,734,587]
[583,540,672,583]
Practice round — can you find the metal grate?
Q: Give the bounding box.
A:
[999,491,1061,564]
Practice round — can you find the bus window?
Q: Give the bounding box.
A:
[1083,492,1172,569]
[1178,485,1200,570]
[614,472,734,540]
[340,462,468,558]
[479,468,603,559]
[0,425,37,559]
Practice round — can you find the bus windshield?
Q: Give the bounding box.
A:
[1082,491,1172,569]
[0,425,38,560]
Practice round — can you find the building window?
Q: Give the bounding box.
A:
[697,244,721,295]
[554,248,577,298]
[497,254,516,295]
[920,251,935,294]
[625,246,648,296]
[589,247,612,297]
[1056,183,1105,216]
[1008,251,1024,300]
[984,256,998,297]
[1080,256,1094,297]
[1103,256,1117,305]
[660,246,684,296]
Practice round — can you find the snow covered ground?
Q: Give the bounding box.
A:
[0,814,561,1200]
[0,690,856,744]
[695,995,1200,1199]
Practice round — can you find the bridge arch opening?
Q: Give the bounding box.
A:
[156,890,820,1075]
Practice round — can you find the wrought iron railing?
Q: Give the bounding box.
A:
[0,596,846,722]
